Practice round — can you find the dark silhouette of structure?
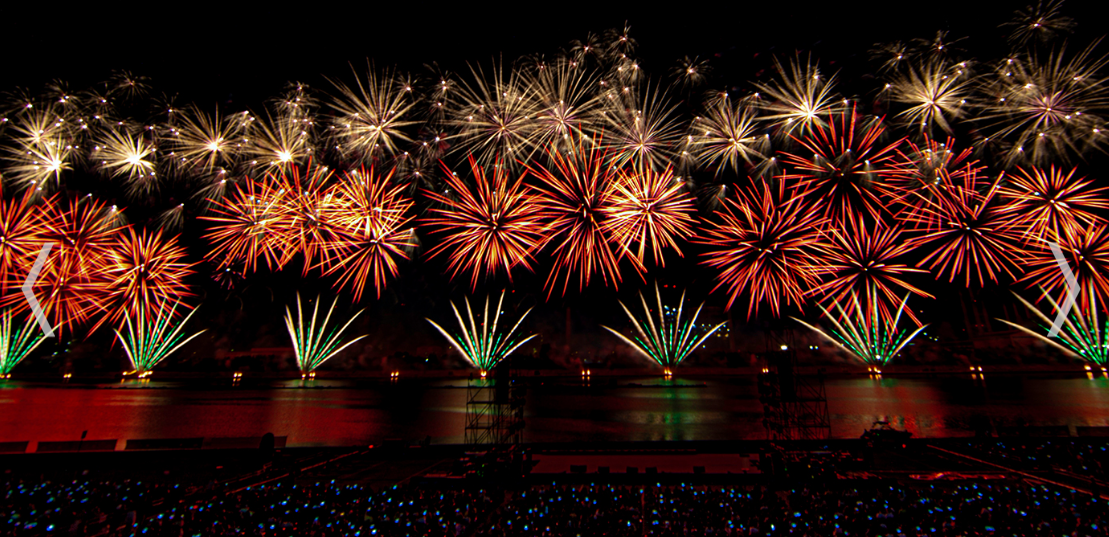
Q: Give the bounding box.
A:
[464,356,526,448]
[759,331,830,441]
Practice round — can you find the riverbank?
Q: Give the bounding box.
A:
[2,362,1104,383]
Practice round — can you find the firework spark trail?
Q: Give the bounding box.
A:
[447,61,542,167]
[114,300,205,375]
[672,56,711,88]
[526,139,625,297]
[1001,286,1109,365]
[524,59,605,153]
[91,227,196,334]
[1019,222,1109,312]
[424,156,546,288]
[243,110,314,170]
[321,167,417,301]
[599,82,684,171]
[754,55,846,138]
[996,165,1109,243]
[1,104,74,191]
[904,166,1026,287]
[885,136,983,226]
[201,175,289,274]
[94,127,157,196]
[326,62,418,163]
[888,59,972,134]
[11,197,124,336]
[807,214,933,327]
[284,294,366,375]
[170,105,242,173]
[0,188,46,286]
[603,165,696,270]
[602,284,726,370]
[1002,0,1076,47]
[695,178,827,318]
[425,291,537,373]
[0,308,47,376]
[794,291,926,367]
[781,106,908,225]
[976,40,1109,167]
[687,97,768,177]
[268,162,342,273]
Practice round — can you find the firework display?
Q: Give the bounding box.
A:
[114,300,205,375]
[1001,286,1109,365]
[0,308,46,376]
[525,139,625,296]
[694,179,825,319]
[794,292,927,367]
[2,2,1109,374]
[423,156,545,288]
[601,284,726,370]
[425,291,537,373]
[283,294,366,376]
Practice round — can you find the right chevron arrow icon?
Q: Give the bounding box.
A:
[21,243,56,338]
[1047,241,1079,338]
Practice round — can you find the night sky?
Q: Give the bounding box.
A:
[8,1,1103,104]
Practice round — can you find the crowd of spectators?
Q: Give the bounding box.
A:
[2,477,495,537]
[487,482,1106,536]
[967,440,1108,482]
[135,481,496,537]
[2,474,181,535]
[5,474,1107,536]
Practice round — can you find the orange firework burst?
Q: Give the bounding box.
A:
[4,197,123,335]
[0,188,46,286]
[781,106,908,225]
[526,140,624,297]
[695,178,828,319]
[885,136,984,226]
[996,165,1109,243]
[808,214,933,326]
[201,176,289,274]
[89,228,196,334]
[424,156,546,288]
[603,165,697,269]
[267,162,342,273]
[1020,223,1109,311]
[904,167,1026,287]
[321,167,417,301]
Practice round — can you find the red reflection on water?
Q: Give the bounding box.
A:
[1,376,1107,446]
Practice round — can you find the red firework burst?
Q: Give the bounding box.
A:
[603,165,697,269]
[202,176,289,274]
[807,214,933,326]
[3,197,123,335]
[268,162,342,273]
[424,155,546,288]
[885,136,984,226]
[0,188,46,287]
[695,178,828,318]
[321,167,417,301]
[781,106,909,224]
[526,140,625,297]
[996,165,1109,243]
[1020,222,1109,311]
[88,227,196,334]
[904,168,1027,287]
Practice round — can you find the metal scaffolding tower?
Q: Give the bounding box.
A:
[758,333,831,441]
[464,359,525,448]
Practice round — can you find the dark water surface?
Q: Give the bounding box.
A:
[1,375,1107,446]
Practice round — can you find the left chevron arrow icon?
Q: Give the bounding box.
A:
[21,243,56,338]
